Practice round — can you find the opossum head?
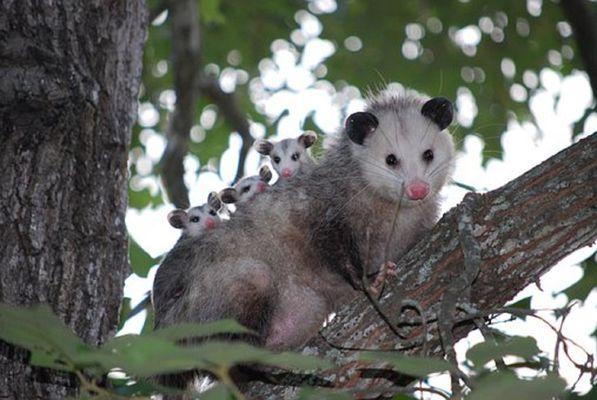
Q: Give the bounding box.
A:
[345,91,455,205]
[220,165,273,204]
[167,192,222,237]
[254,131,317,180]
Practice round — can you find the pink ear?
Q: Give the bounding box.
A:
[168,209,188,229]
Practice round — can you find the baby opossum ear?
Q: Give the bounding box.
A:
[297,130,318,148]
[168,209,188,229]
[207,191,222,211]
[219,188,239,204]
[421,97,453,130]
[259,165,273,183]
[253,139,274,155]
[345,112,379,145]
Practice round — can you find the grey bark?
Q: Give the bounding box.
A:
[246,132,597,398]
[0,1,147,399]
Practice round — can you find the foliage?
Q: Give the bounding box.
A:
[0,304,331,399]
[1,303,589,399]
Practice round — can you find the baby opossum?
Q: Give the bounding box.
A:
[167,192,223,238]
[253,131,317,181]
[153,88,455,377]
[219,165,272,204]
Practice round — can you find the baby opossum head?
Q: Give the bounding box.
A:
[254,131,317,180]
[345,90,455,205]
[168,192,222,237]
[219,165,273,204]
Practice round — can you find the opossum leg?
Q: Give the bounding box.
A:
[369,261,398,295]
[196,260,275,344]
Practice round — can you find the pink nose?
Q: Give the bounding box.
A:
[281,168,293,179]
[256,181,267,193]
[406,181,430,200]
[204,218,216,230]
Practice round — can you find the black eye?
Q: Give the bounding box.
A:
[242,186,251,193]
[190,216,200,223]
[385,154,398,167]
[273,156,281,163]
[423,149,434,162]
[209,210,216,216]
[291,152,300,161]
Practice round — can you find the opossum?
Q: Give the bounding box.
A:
[167,192,223,238]
[219,165,273,205]
[253,131,317,181]
[153,88,455,372]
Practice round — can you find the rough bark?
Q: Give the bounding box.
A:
[0,1,147,399]
[159,0,201,209]
[246,132,597,398]
[561,0,597,99]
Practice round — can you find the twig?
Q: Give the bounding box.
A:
[159,0,202,209]
[197,75,253,183]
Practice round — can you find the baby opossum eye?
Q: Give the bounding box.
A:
[190,216,200,223]
[209,210,217,216]
[273,156,281,164]
[385,154,399,167]
[291,152,300,161]
[423,149,434,163]
[242,186,251,193]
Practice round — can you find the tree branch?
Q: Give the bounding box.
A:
[198,75,253,184]
[159,0,201,209]
[560,0,597,100]
[245,132,597,398]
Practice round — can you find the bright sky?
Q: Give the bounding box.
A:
[122,2,596,397]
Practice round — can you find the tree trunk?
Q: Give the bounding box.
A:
[0,1,146,399]
[246,132,597,398]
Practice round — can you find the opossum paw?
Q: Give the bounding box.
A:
[369,261,398,295]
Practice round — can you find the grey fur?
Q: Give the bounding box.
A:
[152,87,455,385]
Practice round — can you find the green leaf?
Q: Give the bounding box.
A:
[129,236,158,277]
[359,352,453,377]
[128,186,152,209]
[118,297,132,331]
[192,342,333,371]
[466,336,540,370]
[149,320,252,341]
[467,372,566,400]
[560,252,596,302]
[0,304,88,361]
[100,335,210,377]
[200,0,225,25]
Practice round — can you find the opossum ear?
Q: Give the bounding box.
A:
[254,139,274,155]
[421,97,453,130]
[345,112,379,145]
[168,209,188,229]
[219,188,239,204]
[259,165,273,183]
[297,130,317,148]
[207,191,222,211]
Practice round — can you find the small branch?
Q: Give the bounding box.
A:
[198,75,253,183]
[560,0,597,100]
[159,0,202,209]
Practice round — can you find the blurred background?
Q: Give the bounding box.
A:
[121,0,595,396]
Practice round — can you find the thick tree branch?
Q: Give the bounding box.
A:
[159,0,201,209]
[560,0,597,100]
[198,75,253,183]
[246,132,597,398]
